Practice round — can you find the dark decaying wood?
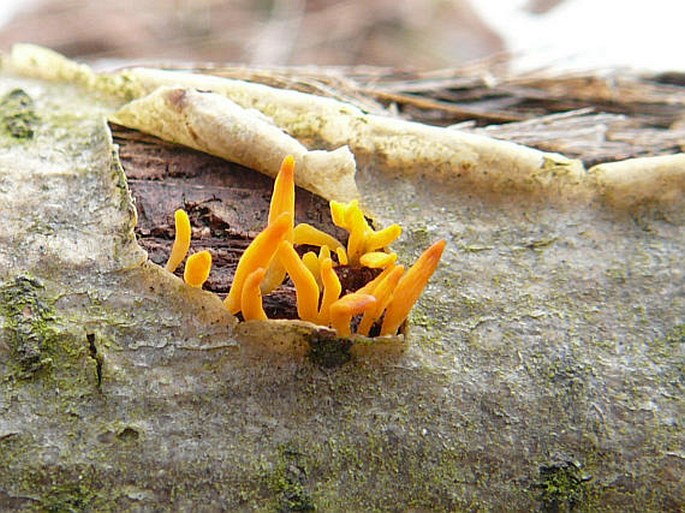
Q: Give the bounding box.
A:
[113,124,367,321]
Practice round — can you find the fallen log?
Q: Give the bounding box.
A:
[0,46,683,512]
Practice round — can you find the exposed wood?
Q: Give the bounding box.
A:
[115,124,372,321]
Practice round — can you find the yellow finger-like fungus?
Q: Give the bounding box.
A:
[364,224,402,253]
[268,155,296,237]
[335,247,349,265]
[359,251,398,269]
[260,260,287,295]
[293,223,343,249]
[331,200,401,265]
[330,200,351,228]
[344,200,370,228]
[302,251,322,287]
[330,293,377,337]
[317,258,342,325]
[318,244,331,263]
[357,265,404,336]
[241,268,268,321]
[346,205,371,264]
[183,250,212,288]
[261,155,297,294]
[168,151,446,339]
[278,240,320,323]
[165,209,192,273]
[225,212,291,314]
[380,239,446,336]
[356,263,397,296]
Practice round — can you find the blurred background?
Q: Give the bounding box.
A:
[0,0,683,72]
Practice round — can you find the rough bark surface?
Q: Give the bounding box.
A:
[0,56,683,513]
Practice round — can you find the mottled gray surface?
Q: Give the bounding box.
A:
[0,73,683,513]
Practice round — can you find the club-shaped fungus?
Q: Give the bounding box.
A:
[164,155,445,338]
[317,258,342,325]
[165,209,191,272]
[224,212,291,314]
[357,264,404,336]
[330,293,377,337]
[260,154,296,294]
[380,240,446,336]
[277,240,320,323]
[241,268,268,321]
[184,250,212,288]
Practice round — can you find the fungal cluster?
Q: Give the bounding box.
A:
[164,155,445,338]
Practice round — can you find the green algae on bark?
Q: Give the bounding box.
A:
[0,89,39,140]
[0,275,55,376]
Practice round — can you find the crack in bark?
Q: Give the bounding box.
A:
[86,333,103,389]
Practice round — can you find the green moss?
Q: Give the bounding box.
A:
[266,445,315,513]
[647,323,685,362]
[0,275,56,376]
[17,464,117,513]
[36,481,101,513]
[537,460,592,513]
[662,324,685,345]
[0,88,39,140]
[0,434,116,513]
[307,332,352,368]
[0,275,106,423]
[267,424,489,513]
